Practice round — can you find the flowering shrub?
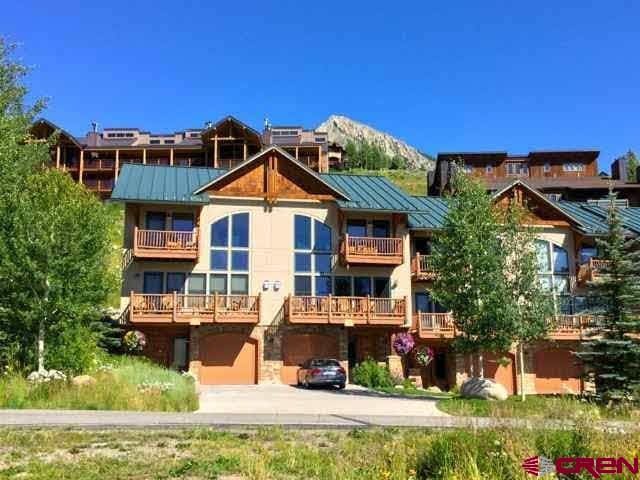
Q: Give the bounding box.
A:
[123,330,147,353]
[415,346,435,367]
[393,333,415,356]
[27,369,67,383]
[137,381,174,394]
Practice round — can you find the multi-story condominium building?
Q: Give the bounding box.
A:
[429,151,640,206]
[30,116,331,199]
[112,146,640,394]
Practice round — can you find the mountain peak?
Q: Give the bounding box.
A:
[317,115,433,170]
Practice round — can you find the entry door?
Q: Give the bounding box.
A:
[146,212,166,230]
[172,213,194,232]
[143,272,164,294]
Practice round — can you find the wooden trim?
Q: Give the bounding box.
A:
[55,146,61,168]
[79,150,84,183]
[340,235,403,265]
[286,295,406,326]
[213,136,218,168]
[142,148,147,164]
[170,148,174,166]
[115,149,120,180]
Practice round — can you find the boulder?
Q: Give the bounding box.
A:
[460,377,508,401]
[426,385,442,394]
[72,375,97,387]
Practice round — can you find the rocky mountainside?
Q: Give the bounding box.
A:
[317,115,433,170]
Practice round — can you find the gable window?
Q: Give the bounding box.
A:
[543,162,551,173]
[506,162,529,176]
[536,240,570,313]
[485,165,493,174]
[294,215,333,296]
[210,213,250,295]
[149,139,161,145]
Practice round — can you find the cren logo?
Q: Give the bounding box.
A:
[522,456,556,477]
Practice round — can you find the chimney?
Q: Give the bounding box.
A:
[86,121,100,147]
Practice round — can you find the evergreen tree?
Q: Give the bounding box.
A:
[344,140,359,169]
[576,196,640,402]
[625,150,638,182]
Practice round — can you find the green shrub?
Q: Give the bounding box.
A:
[45,323,101,375]
[351,359,395,389]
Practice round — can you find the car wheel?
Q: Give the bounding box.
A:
[303,378,309,389]
[337,383,345,390]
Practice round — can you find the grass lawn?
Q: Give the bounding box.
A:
[437,395,640,421]
[1,426,638,479]
[372,386,453,400]
[0,356,198,412]
[332,168,428,196]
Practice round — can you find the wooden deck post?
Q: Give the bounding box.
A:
[328,294,332,324]
[295,146,299,160]
[213,292,218,323]
[79,150,85,184]
[366,295,371,324]
[55,146,61,168]
[133,226,138,252]
[213,136,218,168]
[243,140,247,161]
[114,149,120,180]
[172,291,178,322]
[170,148,174,166]
[142,148,147,164]
[130,291,135,323]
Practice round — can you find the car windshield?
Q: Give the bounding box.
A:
[309,359,340,367]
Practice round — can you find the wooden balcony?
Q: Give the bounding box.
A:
[546,314,600,340]
[85,178,114,193]
[286,295,407,326]
[411,254,436,281]
[340,235,403,266]
[577,258,610,285]
[129,292,260,324]
[415,312,455,339]
[84,158,115,171]
[133,227,199,260]
[415,312,599,341]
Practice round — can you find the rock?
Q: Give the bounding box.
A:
[317,115,434,170]
[460,377,508,401]
[72,375,97,387]
[426,386,442,393]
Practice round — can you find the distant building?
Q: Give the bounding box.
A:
[429,150,640,206]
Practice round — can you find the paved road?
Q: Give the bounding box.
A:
[0,409,636,431]
[197,384,447,416]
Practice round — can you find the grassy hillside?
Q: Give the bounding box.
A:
[332,168,428,196]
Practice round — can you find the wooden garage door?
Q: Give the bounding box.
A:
[281,334,340,384]
[483,352,516,395]
[534,348,582,394]
[199,333,257,385]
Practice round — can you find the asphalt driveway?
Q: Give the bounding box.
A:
[197,384,447,416]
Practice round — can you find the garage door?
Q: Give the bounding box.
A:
[534,348,582,394]
[281,334,340,384]
[199,333,257,385]
[483,352,516,395]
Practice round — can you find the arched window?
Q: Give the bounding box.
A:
[293,214,333,296]
[535,240,570,313]
[210,213,249,295]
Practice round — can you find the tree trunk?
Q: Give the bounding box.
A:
[37,320,45,373]
[478,352,484,378]
[468,354,475,377]
[519,343,526,402]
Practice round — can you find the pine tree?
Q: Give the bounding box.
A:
[576,195,640,402]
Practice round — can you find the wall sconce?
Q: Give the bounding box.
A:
[262,280,282,291]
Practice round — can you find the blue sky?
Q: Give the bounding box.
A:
[3,1,638,170]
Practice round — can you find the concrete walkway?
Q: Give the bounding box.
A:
[197,384,447,416]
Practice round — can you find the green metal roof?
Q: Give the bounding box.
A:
[407,197,450,230]
[319,173,427,212]
[111,164,226,204]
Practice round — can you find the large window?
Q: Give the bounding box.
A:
[506,162,529,176]
[294,215,333,296]
[414,291,447,313]
[536,240,570,313]
[210,213,249,295]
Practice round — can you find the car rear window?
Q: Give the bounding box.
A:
[309,359,340,367]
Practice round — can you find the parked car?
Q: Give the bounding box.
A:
[297,358,346,389]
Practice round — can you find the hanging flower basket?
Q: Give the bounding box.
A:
[415,346,435,367]
[393,332,415,356]
[123,330,147,353]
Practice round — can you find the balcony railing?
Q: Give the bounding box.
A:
[577,258,610,285]
[133,227,199,260]
[286,295,406,326]
[340,235,403,266]
[415,312,455,339]
[415,311,600,341]
[129,292,260,324]
[411,254,436,280]
[84,178,114,192]
[84,158,115,170]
